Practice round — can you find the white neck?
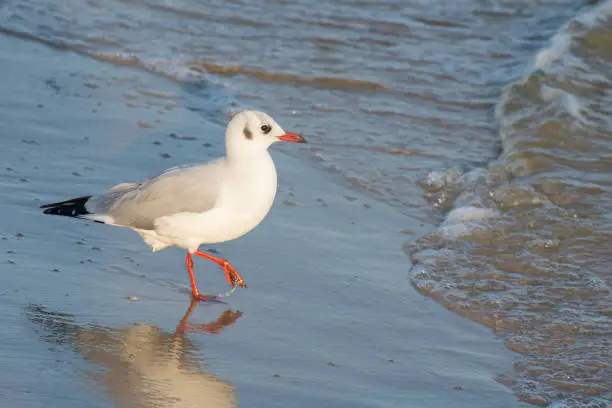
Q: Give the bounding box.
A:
[218,150,278,218]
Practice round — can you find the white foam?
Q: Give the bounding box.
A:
[533,31,571,71]
[142,57,203,82]
[496,1,612,125]
[540,86,587,123]
[533,0,612,72]
[577,0,612,26]
[440,206,498,239]
[548,397,612,408]
[560,92,587,122]
[445,206,498,224]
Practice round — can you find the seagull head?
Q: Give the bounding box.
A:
[225,110,306,158]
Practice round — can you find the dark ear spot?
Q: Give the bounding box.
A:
[243,126,253,140]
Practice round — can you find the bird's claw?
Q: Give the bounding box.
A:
[222,261,247,288]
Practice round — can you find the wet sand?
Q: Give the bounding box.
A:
[0,35,527,407]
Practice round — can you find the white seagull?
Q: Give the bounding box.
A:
[41,110,306,301]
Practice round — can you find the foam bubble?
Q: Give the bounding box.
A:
[440,206,498,238]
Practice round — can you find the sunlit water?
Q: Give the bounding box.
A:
[1,0,611,406]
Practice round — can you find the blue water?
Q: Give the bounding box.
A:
[0,0,611,406]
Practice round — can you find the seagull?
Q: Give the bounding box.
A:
[40,110,306,301]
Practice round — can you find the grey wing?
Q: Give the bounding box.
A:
[90,160,225,229]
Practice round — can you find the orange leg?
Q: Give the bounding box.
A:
[185,253,218,302]
[195,250,247,288]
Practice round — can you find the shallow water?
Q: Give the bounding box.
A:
[0,33,523,408]
[1,0,611,406]
[409,3,612,406]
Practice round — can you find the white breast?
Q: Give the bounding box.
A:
[220,153,278,215]
[147,153,278,252]
[216,152,278,236]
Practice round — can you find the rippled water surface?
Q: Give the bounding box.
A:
[1,0,611,406]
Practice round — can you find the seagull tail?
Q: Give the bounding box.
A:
[40,195,92,218]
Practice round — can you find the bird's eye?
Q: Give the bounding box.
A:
[260,124,272,134]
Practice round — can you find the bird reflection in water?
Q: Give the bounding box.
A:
[27,300,242,408]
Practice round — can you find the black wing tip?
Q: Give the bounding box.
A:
[40,195,93,217]
[40,195,92,209]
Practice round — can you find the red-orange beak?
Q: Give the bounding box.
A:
[278,132,307,143]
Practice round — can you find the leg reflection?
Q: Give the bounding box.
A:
[175,298,243,336]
